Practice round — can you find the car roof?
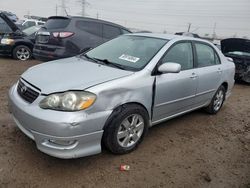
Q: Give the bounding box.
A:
[127,33,210,43]
[48,16,131,32]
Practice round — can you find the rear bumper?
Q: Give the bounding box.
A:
[33,44,75,61]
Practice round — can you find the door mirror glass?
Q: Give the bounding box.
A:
[158,63,181,74]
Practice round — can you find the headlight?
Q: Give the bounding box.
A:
[1,38,15,45]
[39,91,96,111]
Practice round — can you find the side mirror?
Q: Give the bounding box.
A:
[158,62,181,74]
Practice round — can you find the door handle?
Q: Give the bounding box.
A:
[217,68,223,74]
[190,73,198,79]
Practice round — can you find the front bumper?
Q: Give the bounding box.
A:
[8,83,112,159]
[0,44,13,55]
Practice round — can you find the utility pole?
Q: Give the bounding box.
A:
[61,0,66,16]
[187,23,191,32]
[80,0,86,17]
[56,4,58,16]
[96,12,99,19]
[212,22,217,40]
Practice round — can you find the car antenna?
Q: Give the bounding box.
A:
[64,9,69,16]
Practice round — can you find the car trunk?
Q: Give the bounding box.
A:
[36,16,71,47]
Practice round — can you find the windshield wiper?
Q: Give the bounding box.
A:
[80,54,99,63]
[94,58,127,70]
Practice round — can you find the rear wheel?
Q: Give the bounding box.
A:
[205,85,226,114]
[13,45,31,61]
[102,104,149,154]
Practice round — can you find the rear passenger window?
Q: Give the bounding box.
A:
[103,24,121,40]
[195,43,220,67]
[161,42,194,70]
[75,21,102,37]
[0,17,12,33]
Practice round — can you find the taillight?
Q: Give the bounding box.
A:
[53,32,74,38]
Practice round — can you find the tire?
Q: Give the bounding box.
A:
[102,104,149,154]
[205,85,226,114]
[12,45,32,61]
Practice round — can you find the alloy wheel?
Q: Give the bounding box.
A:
[16,47,30,61]
[117,114,144,148]
[213,90,224,111]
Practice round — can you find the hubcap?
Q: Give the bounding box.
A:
[117,114,144,148]
[213,90,224,111]
[16,48,30,61]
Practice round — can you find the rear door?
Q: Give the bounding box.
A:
[194,42,223,105]
[153,41,198,122]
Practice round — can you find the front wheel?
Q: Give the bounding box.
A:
[102,104,149,154]
[12,45,32,61]
[205,85,226,114]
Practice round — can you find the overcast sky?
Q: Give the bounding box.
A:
[1,0,250,38]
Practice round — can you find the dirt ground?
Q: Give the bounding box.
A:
[0,57,249,188]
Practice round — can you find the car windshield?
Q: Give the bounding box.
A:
[85,35,168,71]
[23,26,40,36]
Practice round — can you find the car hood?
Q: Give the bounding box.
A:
[0,12,20,32]
[22,57,134,94]
[221,38,250,54]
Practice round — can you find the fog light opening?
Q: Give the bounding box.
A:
[49,139,77,146]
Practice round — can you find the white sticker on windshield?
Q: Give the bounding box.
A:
[119,54,140,63]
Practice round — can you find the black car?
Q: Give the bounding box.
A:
[221,38,250,83]
[33,16,131,61]
[0,13,40,60]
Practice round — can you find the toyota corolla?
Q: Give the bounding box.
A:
[8,33,235,159]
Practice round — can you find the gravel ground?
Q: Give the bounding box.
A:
[0,57,249,188]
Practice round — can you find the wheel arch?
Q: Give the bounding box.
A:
[221,82,228,92]
[102,102,150,131]
[12,42,33,54]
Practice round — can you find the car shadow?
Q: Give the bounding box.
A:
[235,80,250,86]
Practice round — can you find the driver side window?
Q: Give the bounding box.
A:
[161,42,194,70]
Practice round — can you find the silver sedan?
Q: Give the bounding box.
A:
[8,33,235,158]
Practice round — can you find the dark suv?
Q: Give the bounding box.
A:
[33,16,131,61]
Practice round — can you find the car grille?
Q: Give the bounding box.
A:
[17,80,40,103]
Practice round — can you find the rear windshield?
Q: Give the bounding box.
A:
[44,18,70,29]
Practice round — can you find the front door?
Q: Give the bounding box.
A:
[153,42,198,122]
